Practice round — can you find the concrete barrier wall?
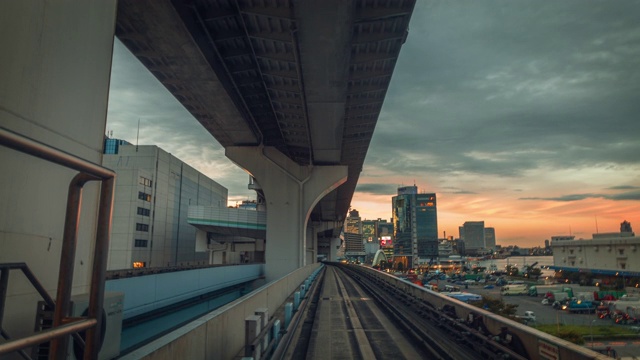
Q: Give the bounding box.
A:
[106,264,263,319]
[120,263,321,360]
[350,265,610,360]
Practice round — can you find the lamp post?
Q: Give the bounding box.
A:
[589,319,597,348]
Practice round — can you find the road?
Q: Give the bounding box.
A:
[464,282,640,358]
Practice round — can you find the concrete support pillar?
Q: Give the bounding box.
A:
[329,237,342,262]
[227,146,347,281]
[0,0,117,342]
[306,225,318,265]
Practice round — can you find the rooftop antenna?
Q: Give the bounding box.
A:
[595,215,599,234]
[136,118,140,152]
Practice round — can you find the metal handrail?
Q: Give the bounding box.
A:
[0,319,97,355]
[0,127,116,359]
[0,263,86,360]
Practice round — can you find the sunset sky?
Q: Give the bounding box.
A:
[106,1,640,248]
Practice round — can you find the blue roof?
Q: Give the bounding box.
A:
[548,266,640,277]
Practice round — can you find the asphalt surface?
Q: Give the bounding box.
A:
[466,283,608,326]
[461,282,640,358]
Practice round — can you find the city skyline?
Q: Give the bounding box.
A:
[106,1,640,248]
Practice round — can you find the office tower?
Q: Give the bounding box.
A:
[392,185,438,269]
[103,140,228,270]
[344,209,365,257]
[485,227,496,250]
[378,219,394,259]
[462,221,485,252]
[362,219,377,242]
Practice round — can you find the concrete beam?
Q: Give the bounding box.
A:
[226,146,347,281]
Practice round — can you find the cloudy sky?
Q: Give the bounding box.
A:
[107,0,640,247]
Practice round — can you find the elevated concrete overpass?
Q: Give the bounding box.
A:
[116,0,416,280]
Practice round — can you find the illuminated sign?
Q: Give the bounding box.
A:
[380,236,392,247]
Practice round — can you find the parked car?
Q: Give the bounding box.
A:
[516,311,537,324]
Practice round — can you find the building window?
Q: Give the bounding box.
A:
[137,207,150,216]
[620,263,626,269]
[134,239,148,247]
[133,261,145,268]
[569,249,574,254]
[138,191,151,202]
[136,223,149,232]
[619,249,624,255]
[139,176,152,187]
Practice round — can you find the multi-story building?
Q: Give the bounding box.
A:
[362,219,377,243]
[485,227,496,250]
[345,209,362,235]
[392,185,438,269]
[378,220,394,260]
[551,235,575,242]
[438,239,453,257]
[103,139,228,270]
[461,221,485,253]
[344,209,365,258]
[550,231,640,286]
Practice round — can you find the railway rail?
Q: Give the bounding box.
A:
[277,263,611,360]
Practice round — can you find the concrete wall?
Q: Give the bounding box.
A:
[552,236,640,272]
[105,264,262,319]
[0,0,117,348]
[347,265,607,360]
[120,263,321,360]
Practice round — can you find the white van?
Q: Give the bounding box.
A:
[500,284,528,295]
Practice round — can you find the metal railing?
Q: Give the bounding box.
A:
[0,127,116,359]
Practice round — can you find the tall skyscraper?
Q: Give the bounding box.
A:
[484,227,496,250]
[462,221,485,252]
[344,209,365,257]
[378,219,394,259]
[392,185,438,268]
[362,219,377,242]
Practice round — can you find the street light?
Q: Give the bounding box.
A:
[589,319,597,348]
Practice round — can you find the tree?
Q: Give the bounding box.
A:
[474,296,519,318]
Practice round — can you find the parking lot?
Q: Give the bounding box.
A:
[464,283,609,327]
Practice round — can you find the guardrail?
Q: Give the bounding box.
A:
[118,263,322,359]
[0,127,116,359]
[344,264,612,360]
[248,265,323,360]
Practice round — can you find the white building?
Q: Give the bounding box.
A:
[551,232,640,275]
[551,235,575,242]
[103,141,228,270]
[438,240,453,257]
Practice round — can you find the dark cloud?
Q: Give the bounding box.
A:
[521,190,640,202]
[355,183,398,196]
[107,2,640,209]
[107,40,256,200]
[441,187,477,195]
[607,191,640,201]
[520,194,601,202]
[608,185,640,190]
[366,0,640,180]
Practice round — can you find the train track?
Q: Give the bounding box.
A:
[283,264,522,359]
